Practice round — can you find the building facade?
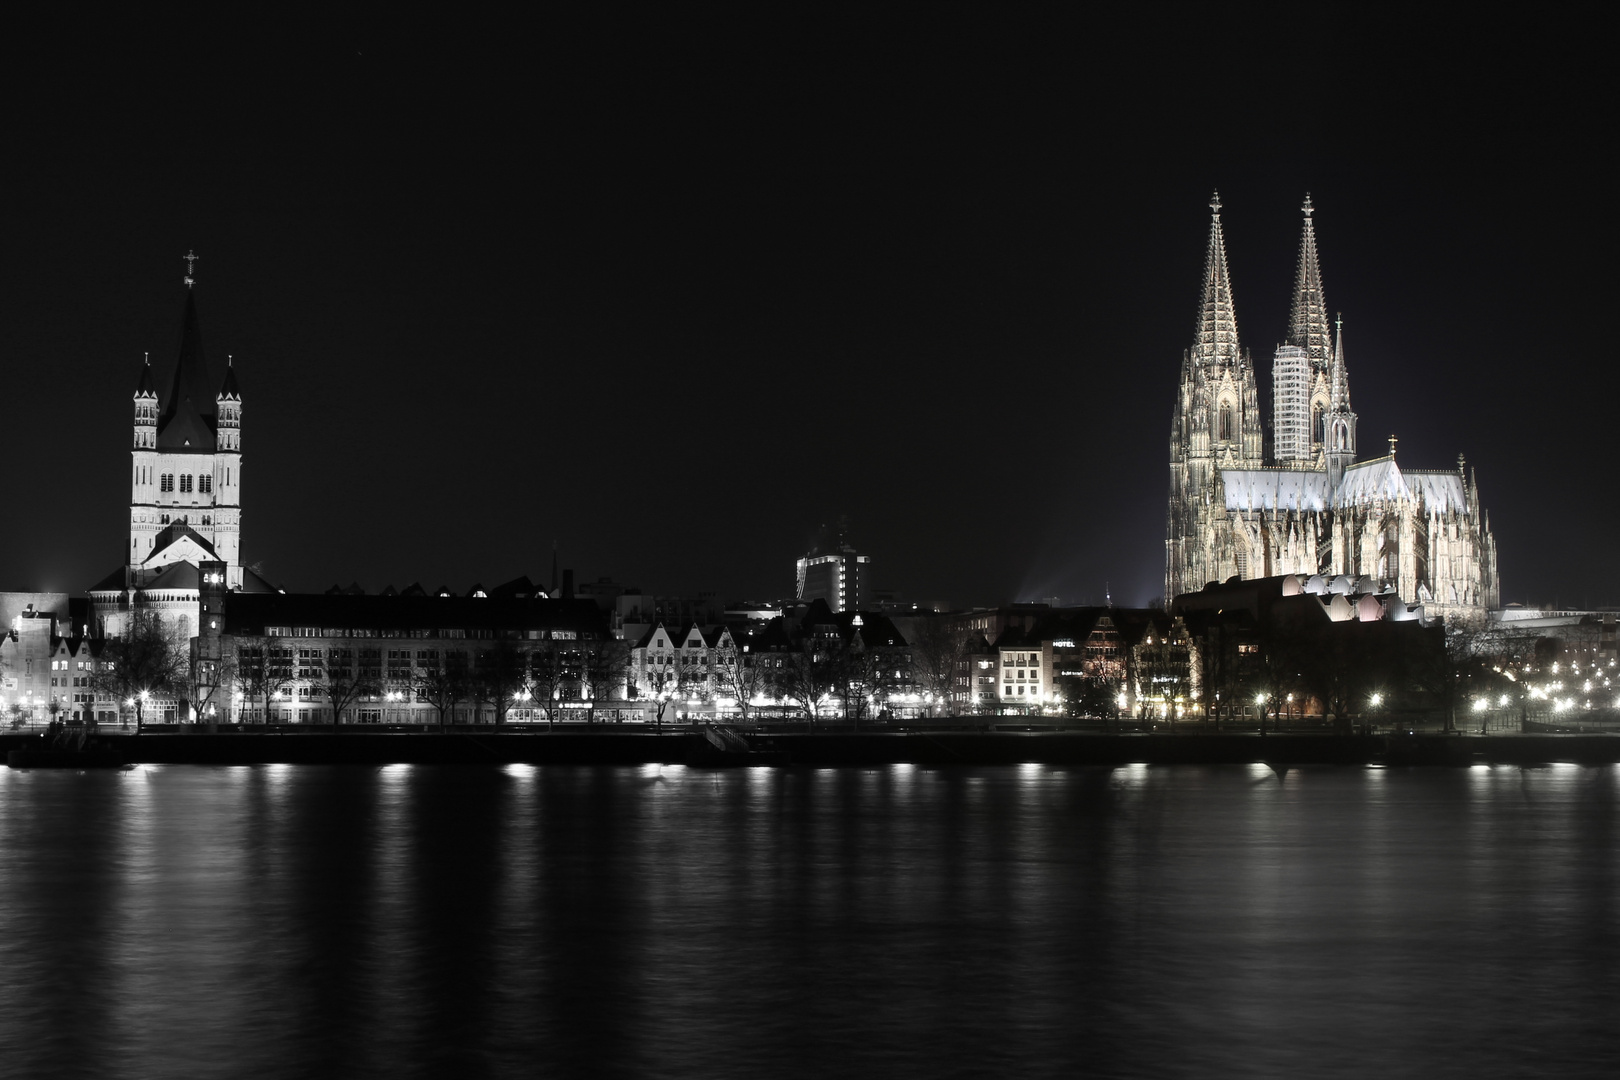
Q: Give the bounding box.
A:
[1166,195,1499,619]
[795,527,870,613]
[91,272,276,643]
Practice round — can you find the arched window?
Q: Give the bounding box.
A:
[1312,403,1325,445]
[1219,402,1233,442]
[1334,421,1348,450]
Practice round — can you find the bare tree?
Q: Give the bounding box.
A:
[910,619,968,716]
[416,648,468,729]
[1135,628,1191,728]
[582,639,631,724]
[641,659,681,732]
[1407,615,1506,734]
[472,637,527,727]
[90,609,188,733]
[229,643,291,725]
[525,639,575,728]
[1245,621,1306,735]
[833,641,884,727]
[316,645,380,731]
[779,636,836,725]
[712,640,769,724]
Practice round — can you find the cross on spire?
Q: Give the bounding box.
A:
[1388,434,1399,457]
[183,249,199,288]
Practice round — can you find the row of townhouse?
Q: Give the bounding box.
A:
[1,596,113,724]
[625,600,918,720]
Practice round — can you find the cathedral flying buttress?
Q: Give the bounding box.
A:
[1166,196,1499,617]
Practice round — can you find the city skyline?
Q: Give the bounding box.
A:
[3,16,1613,609]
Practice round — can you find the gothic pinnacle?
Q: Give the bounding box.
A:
[1193,192,1240,367]
[1287,196,1332,365]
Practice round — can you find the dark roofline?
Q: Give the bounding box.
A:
[221,592,612,637]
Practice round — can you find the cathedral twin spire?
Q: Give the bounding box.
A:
[1193,192,1242,369]
[1184,192,1355,469]
[1287,196,1333,368]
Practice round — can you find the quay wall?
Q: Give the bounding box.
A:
[7,730,1620,767]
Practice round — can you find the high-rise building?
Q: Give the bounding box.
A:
[1166,195,1497,617]
[795,524,869,613]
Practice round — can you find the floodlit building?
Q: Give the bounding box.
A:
[795,524,869,613]
[1166,195,1498,617]
[90,261,278,641]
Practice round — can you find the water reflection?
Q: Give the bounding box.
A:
[2,764,1619,1077]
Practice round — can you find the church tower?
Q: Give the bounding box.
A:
[125,253,244,589]
[1167,193,1263,602]
[1272,196,1335,467]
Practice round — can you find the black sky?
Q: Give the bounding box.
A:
[2,12,1614,608]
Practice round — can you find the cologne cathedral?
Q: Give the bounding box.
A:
[1165,195,1499,617]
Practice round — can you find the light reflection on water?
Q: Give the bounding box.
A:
[1,764,1617,1078]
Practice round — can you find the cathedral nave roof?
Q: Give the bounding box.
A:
[1220,469,1331,512]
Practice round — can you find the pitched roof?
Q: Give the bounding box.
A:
[489,576,540,598]
[217,358,240,400]
[838,611,907,647]
[1222,459,1470,515]
[90,564,129,592]
[157,290,218,451]
[144,561,201,590]
[135,356,156,398]
[142,521,219,564]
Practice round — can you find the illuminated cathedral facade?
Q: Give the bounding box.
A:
[1165,195,1499,617]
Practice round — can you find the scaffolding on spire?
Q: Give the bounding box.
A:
[1287,196,1332,368]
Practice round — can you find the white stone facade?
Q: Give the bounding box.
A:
[1167,196,1498,617]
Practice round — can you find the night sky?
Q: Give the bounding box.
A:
[3,13,1613,609]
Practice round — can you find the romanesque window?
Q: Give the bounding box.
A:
[200,475,212,494]
[160,474,174,492]
[180,475,193,493]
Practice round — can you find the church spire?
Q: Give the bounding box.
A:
[1330,313,1352,414]
[1192,191,1241,367]
[157,280,218,449]
[1287,195,1333,367]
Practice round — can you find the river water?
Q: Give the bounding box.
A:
[1,763,1616,1078]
